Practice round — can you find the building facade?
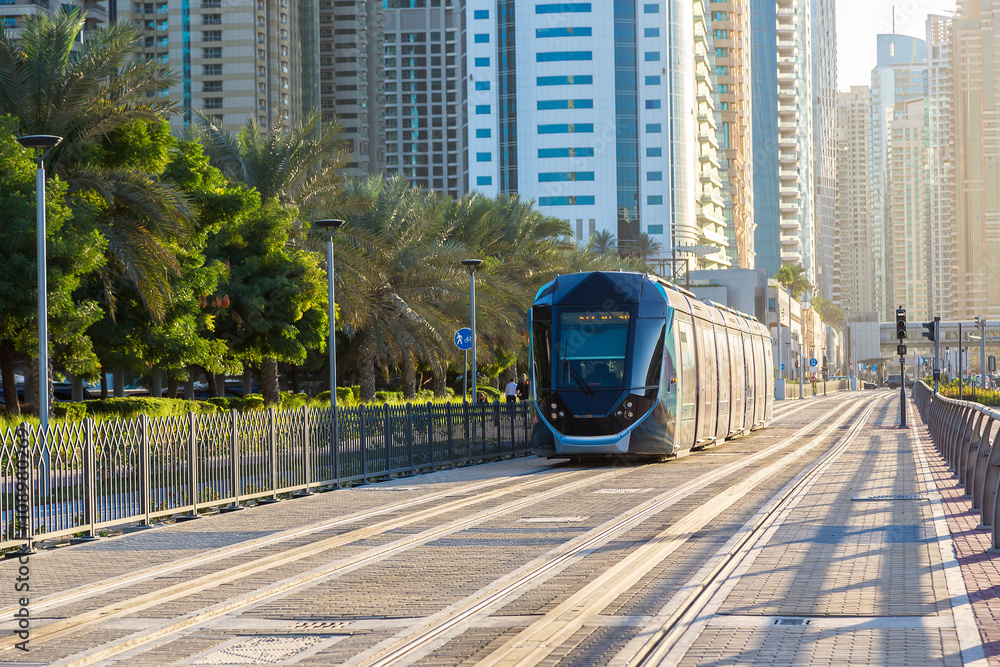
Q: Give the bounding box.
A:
[888,96,929,320]
[811,0,837,301]
[953,0,1000,321]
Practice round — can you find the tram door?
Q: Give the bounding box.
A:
[675,317,698,449]
[729,331,746,433]
[696,322,717,444]
[742,331,755,426]
[714,326,731,439]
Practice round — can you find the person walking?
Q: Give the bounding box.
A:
[505,376,518,403]
[516,373,531,400]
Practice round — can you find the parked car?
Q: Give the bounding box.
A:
[886,374,914,389]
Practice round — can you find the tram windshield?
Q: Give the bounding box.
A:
[555,310,631,390]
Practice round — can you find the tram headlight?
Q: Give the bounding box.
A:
[558,411,565,418]
[616,410,623,416]
[625,400,634,409]
[550,402,558,410]
[626,411,634,419]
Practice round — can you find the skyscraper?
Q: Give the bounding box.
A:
[465,0,700,259]
[834,87,874,314]
[926,14,956,321]
[868,33,926,320]
[888,96,929,320]
[953,0,1000,321]
[811,0,837,301]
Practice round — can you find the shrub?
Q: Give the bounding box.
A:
[234,394,266,411]
[415,389,434,401]
[476,386,502,400]
[336,386,354,402]
[53,403,87,421]
[279,392,310,409]
[84,397,218,419]
[206,397,231,411]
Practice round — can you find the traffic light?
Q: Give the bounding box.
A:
[896,307,907,340]
[922,321,935,342]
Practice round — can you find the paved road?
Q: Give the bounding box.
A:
[0,391,993,666]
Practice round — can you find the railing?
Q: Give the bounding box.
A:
[913,381,1000,549]
[0,400,533,551]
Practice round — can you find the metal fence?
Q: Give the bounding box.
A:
[0,400,533,551]
[912,381,1000,550]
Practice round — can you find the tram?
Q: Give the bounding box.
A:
[530,271,773,460]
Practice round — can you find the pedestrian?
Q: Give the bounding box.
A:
[516,373,531,400]
[505,376,518,403]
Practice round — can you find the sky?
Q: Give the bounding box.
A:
[836,0,957,91]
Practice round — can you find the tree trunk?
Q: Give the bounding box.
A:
[431,363,447,398]
[402,351,416,399]
[201,367,218,398]
[100,367,108,400]
[291,366,300,394]
[23,360,34,405]
[261,357,280,405]
[242,369,253,396]
[150,371,162,398]
[0,343,20,416]
[358,336,376,401]
[167,375,179,399]
[113,363,125,398]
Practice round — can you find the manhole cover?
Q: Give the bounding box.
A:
[519,516,588,523]
[357,486,419,492]
[187,635,343,665]
[594,488,653,494]
[851,494,926,501]
[773,618,811,626]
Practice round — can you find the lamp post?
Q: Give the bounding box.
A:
[17,135,62,434]
[314,219,345,410]
[461,259,483,401]
[315,219,344,487]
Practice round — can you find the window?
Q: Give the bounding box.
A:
[646,123,661,133]
[474,33,489,43]
[203,47,222,58]
[648,224,664,234]
[475,104,490,114]
[644,28,659,37]
[538,147,595,158]
[536,27,592,37]
[644,51,660,62]
[714,29,727,39]
[538,196,596,205]
[537,51,592,62]
[475,57,490,66]
[647,171,662,181]
[475,81,490,90]
[476,152,492,162]
[204,98,223,109]
[202,64,222,75]
[645,75,660,85]
[202,30,222,41]
[538,172,595,182]
[536,3,592,13]
[646,147,662,157]
[643,3,658,12]
[477,176,493,185]
[202,80,222,92]
[476,128,491,137]
[647,196,663,205]
[474,9,488,18]
[716,47,727,57]
[537,75,593,86]
[538,123,594,134]
[537,99,593,110]
[645,100,661,109]
[202,13,221,24]
[717,65,728,75]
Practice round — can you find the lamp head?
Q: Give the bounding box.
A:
[16,135,62,150]
[461,258,483,268]
[314,218,345,231]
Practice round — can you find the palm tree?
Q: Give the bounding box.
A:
[633,232,663,264]
[0,8,194,320]
[774,264,812,301]
[588,229,616,255]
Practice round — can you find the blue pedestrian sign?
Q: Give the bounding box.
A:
[921,357,927,364]
[809,358,818,368]
[870,365,876,371]
[454,328,473,350]
[781,363,785,370]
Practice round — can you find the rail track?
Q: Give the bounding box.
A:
[0,394,858,666]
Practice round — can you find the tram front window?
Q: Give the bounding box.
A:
[556,310,631,390]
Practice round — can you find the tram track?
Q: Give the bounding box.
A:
[0,396,840,666]
[347,395,875,666]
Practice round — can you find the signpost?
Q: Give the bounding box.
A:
[455,328,472,399]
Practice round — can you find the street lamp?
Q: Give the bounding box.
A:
[461,259,483,401]
[314,219,345,410]
[17,135,62,433]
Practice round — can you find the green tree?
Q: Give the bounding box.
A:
[632,232,663,264]
[773,264,812,301]
[0,122,105,414]
[587,229,617,256]
[811,296,844,329]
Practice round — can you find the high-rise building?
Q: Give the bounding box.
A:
[834,87,874,315]
[751,0,815,281]
[888,96,929,320]
[707,0,754,269]
[380,2,463,194]
[125,0,309,134]
[320,0,384,174]
[811,0,837,301]
[953,0,1000,321]
[868,34,926,320]
[1,0,107,37]
[925,14,956,321]
[693,0,729,268]
[465,0,701,259]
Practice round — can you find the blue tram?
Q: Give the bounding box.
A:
[530,271,773,460]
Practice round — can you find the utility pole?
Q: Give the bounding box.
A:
[896,306,907,428]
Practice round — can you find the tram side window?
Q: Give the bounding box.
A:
[630,319,665,389]
[532,319,552,390]
[677,320,697,419]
